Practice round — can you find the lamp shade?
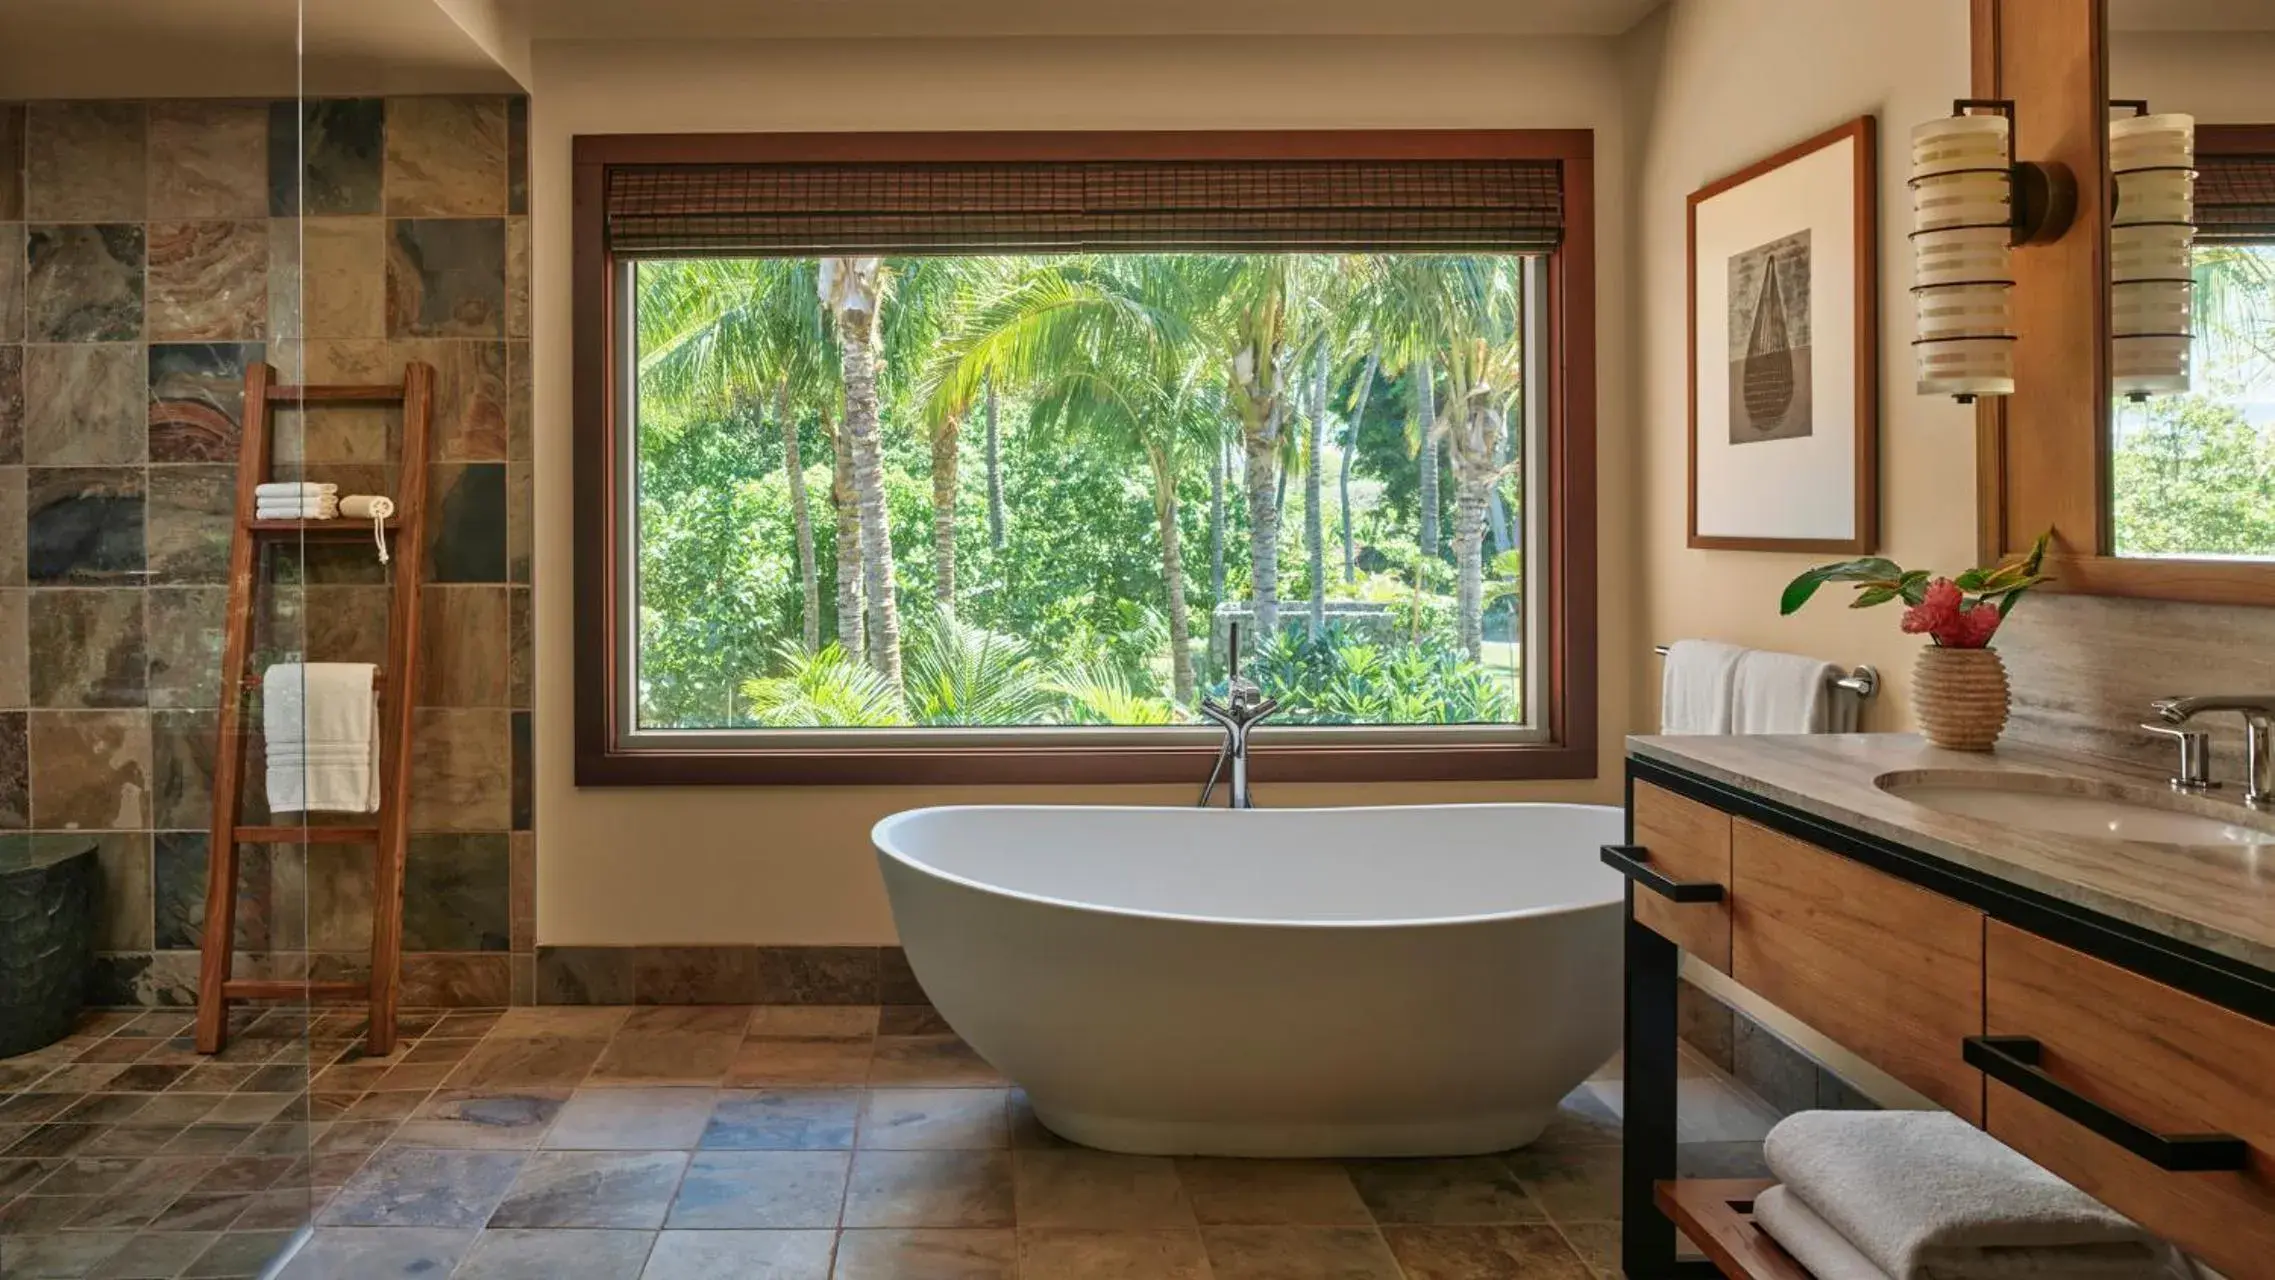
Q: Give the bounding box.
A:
[1911,114,2016,398]
[2110,112,2197,399]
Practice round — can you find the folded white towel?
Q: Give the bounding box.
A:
[1756,1184,1893,1280]
[1765,1111,2158,1280]
[262,663,379,814]
[255,481,339,498]
[1733,647,1861,734]
[1660,639,1745,734]
[257,498,341,519]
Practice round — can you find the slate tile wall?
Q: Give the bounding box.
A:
[0,95,534,1008]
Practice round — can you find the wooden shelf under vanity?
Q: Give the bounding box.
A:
[1655,1180,1812,1280]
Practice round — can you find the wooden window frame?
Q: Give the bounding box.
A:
[573,129,1597,787]
[1972,0,2275,605]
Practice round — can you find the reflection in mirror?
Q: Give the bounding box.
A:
[2109,3,2275,560]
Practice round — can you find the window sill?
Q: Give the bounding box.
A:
[574,739,1598,787]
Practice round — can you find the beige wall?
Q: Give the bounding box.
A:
[2110,31,2275,120]
[528,35,1640,946]
[1630,0,1977,734]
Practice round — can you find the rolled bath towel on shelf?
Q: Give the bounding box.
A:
[262,662,380,814]
[1763,1110,2166,1280]
[1755,1184,1894,1280]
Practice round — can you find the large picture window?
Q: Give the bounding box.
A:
[574,134,1596,784]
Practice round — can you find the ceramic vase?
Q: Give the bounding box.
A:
[1912,645,2010,752]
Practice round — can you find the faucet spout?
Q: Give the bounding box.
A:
[2151,695,2275,810]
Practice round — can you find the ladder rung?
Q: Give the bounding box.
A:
[222,979,369,1002]
[233,825,381,845]
[267,384,406,403]
[247,519,401,537]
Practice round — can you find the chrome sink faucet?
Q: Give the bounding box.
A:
[1198,622,1281,809]
[2152,695,2275,810]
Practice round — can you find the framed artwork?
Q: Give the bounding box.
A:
[1688,115,1879,552]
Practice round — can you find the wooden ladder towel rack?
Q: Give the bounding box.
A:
[194,361,435,1057]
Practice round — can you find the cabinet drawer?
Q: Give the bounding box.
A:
[1628,781,1732,971]
[1983,923,2275,1279]
[1730,820,1984,1120]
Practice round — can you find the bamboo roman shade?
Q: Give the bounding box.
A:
[602,160,1566,256]
[2198,149,2275,244]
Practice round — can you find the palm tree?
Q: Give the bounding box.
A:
[742,642,905,726]
[1341,349,1379,582]
[983,372,1006,551]
[819,256,904,689]
[930,256,1226,705]
[636,258,836,653]
[1303,338,1331,638]
[1223,258,1292,640]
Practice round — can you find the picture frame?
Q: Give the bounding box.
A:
[1688,115,1879,553]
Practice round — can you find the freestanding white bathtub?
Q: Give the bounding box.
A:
[872,803,1627,1158]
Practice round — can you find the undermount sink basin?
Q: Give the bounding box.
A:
[1875,770,2275,847]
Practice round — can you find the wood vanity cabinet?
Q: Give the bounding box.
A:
[1629,781,1733,971]
[1983,922,2275,1279]
[1620,757,2275,1280]
[1728,820,1985,1121]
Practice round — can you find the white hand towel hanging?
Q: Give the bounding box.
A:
[1660,639,1745,734]
[262,663,380,814]
[1732,647,1861,734]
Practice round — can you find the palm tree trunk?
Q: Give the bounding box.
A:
[1246,402,1281,641]
[841,324,901,688]
[1341,351,1376,582]
[1305,343,1328,640]
[931,413,960,613]
[1453,478,1490,662]
[827,408,863,659]
[983,373,1005,552]
[1415,357,1440,560]
[779,380,820,654]
[822,258,903,690]
[1208,425,1227,608]
[1150,451,1197,707]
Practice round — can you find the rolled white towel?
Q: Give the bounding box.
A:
[1755,1185,1892,1280]
[1754,1186,2173,1280]
[1764,1111,2159,1280]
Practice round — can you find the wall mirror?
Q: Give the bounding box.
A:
[2106,4,2275,566]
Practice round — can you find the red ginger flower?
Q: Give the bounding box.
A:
[1938,600,2005,649]
[1901,579,1962,637]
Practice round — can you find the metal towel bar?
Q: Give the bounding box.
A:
[1653,644,1879,698]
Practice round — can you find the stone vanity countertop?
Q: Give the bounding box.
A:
[1628,732,2275,976]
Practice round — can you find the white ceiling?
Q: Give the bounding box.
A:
[523,0,1670,41]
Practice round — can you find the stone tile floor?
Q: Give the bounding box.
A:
[0,1005,1781,1278]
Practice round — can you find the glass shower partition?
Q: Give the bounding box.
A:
[0,10,322,1274]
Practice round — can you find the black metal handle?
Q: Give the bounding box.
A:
[1600,845,1726,904]
[1963,1036,2250,1172]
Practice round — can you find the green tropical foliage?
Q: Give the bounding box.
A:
[638,252,1530,729]
[2111,244,2275,561]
